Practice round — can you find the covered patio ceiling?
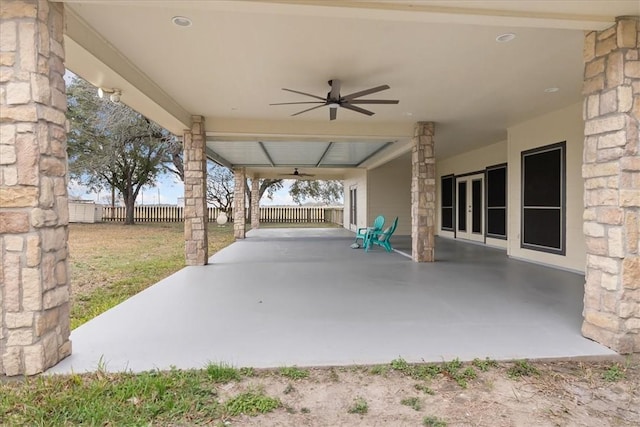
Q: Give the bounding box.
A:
[60,0,639,175]
[207,139,394,179]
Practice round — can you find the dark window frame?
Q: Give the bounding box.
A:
[349,187,357,227]
[440,174,455,231]
[485,163,507,240]
[521,142,566,255]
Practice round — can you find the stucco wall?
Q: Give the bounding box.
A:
[367,153,412,236]
[343,169,368,232]
[507,102,585,272]
[436,140,508,247]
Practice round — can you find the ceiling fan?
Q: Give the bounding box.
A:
[282,168,315,178]
[270,79,399,120]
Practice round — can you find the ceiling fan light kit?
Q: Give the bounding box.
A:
[282,168,315,178]
[270,79,398,120]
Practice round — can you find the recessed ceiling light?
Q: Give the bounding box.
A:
[544,87,560,93]
[496,33,516,43]
[402,112,413,116]
[172,16,192,27]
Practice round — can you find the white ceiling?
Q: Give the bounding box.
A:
[60,0,639,173]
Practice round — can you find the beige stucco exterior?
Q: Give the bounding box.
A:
[367,154,412,236]
[351,102,586,273]
[507,102,586,272]
[343,153,413,237]
[343,169,368,232]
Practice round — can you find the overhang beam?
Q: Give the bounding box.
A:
[258,141,276,167]
[316,142,334,167]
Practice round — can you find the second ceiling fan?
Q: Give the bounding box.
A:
[270,79,399,120]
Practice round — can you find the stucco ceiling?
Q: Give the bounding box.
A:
[60,0,639,172]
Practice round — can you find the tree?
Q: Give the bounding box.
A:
[206,161,343,213]
[206,161,235,212]
[289,180,343,205]
[67,77,174,224]
[245,178,284,220]
[206,162,284,216]
[165,139,184,181]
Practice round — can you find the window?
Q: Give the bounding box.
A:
[521,142,565,255]
[486,164,507,239]
[349,187,357,226]
[441,175,454,231]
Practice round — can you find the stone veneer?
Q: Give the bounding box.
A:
[250,178,259,229]
[233,168,246,239]
[582,16,640,353]
[183,116,208,266]
[1,0,71,375]
[411,122,436,262]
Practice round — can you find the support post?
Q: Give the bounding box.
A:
[411,122,436,262]
[1,0,71,376]
[183,116,208,266]
[233,168,246,239]
[251,178,260,229]
[581,16,640,353]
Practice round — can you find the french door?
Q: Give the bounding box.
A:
[456,174,484,242]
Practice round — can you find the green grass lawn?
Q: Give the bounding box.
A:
[0,365,261,425]
[69,222,235,329]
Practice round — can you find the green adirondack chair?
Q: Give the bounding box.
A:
[365,217,398,252]
[354,215,385,247]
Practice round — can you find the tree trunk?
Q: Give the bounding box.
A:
[124,190,136,225]
[111,186,116,220]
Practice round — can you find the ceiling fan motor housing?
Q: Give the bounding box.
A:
[270,79,398,120]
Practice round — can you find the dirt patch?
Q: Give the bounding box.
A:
[219,358,639,426]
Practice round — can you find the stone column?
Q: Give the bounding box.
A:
[0,0,71,376]
[250,178,260,229]
[183,116,208,266]
[411,122,436,262]
[581,16,640,353]
[233,168,246,239]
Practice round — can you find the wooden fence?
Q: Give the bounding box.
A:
[102,206,343,225]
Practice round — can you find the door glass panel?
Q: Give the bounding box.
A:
[349,188,357,226]
[472,179,482,233]
[457,181,466,231]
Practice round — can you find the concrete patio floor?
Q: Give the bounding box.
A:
[48,228,616,374]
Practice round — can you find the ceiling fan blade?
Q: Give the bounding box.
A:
[291,104,326,116]
[329,107,337,121]
[270,101,325,105]
[328,79,341,100]
[282,88,326,101]
[348,99,399,104]
[341,104,375,116]
[343,84,390,100]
